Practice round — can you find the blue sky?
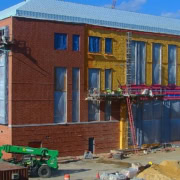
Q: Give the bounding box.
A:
[1,0,180,18]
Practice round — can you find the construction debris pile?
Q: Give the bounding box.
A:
[98,160,180,180]
[137,160,180,180]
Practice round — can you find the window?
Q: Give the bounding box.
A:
[89,36,100,53]
[0,29,4,37]
[105,101,111,121]
[0,26,8,125]
[0,26,8,39]
[105,69,112,90]
[105,38,112,54]
[73,35,80,51]
[88,68,100,90]
[54,68,67,123]
[0,52,7,124]
[72,68,80,122]
[168,45,176,85]
[152,43,161,85]
[105,69,112,121]
[88,101,100,121]
[54,33,67,50]
[130,41,146,85]
[88,68,100,121]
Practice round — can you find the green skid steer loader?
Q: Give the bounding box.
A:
[0,145,59,178]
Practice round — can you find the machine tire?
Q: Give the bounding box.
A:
[38,165,51,178]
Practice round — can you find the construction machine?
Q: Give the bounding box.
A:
[0,145,59,178]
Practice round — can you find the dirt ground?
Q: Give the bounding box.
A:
[30,148,180,180]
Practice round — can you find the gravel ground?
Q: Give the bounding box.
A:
[30,148,180,180]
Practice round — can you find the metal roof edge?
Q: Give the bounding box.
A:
[0,1,26,20]
[16,10,180,36]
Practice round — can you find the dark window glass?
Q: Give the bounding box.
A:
[54,33,67,50]
[73,35,80,51]
[105,38,112,54]
[72,68,80,122]
[168,45,176,85]
[89,36,100,53]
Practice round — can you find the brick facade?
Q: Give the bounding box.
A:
[0,17,120,157]
[12,123,119,156]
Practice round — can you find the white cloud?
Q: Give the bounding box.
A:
[161,10,180,19]
[116,0,147,12]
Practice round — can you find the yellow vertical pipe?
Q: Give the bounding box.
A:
[120,101,128,149]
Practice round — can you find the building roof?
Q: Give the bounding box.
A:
[1,0,180,36]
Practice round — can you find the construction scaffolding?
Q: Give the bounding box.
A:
[0,27,13,52]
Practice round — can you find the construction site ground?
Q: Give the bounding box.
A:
[30,147,180,180]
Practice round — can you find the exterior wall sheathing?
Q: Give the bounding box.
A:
[87,26,180,87]
[86,25,180,149]
[0,17,12,143]
[0,17,13,158]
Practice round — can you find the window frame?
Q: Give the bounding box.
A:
[72,67,80,122]
[88,36,101,53]
[88,68,100,91]
[130,41,146,85]
[72,34,80,51]
[54,33,68,50]
[104,100,111,121]
[88,100,100,122]
[168,44,177,85]
[152,43,162,85]
[105,69,112,90]
[54,67,67,123]
[105,38,113,54]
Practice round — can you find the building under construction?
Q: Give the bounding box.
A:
[0,0,180,156]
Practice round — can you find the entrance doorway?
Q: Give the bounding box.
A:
[88,138,95,153]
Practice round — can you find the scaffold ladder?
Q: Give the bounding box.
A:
[126,31,133,94]
[126,97,137,152]
[126,32,137,152]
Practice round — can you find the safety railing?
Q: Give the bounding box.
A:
[85,87,180,100]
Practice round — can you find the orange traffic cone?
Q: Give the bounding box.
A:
[96,172,100,179]
[64,174,70,180]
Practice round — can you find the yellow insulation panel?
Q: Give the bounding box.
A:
[87,28,127,90]
[87,27,180,87]
[86,26,180,149]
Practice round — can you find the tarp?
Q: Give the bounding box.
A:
[133,100,180,145]
[0,52,7,124]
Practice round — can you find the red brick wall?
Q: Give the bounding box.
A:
[5,17,120,156]
[12,122,119,156]
[12,17,87,125]
[0,125,11,146]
